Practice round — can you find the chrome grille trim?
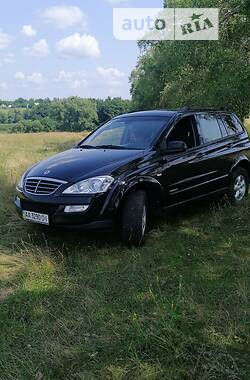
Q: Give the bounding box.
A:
[25,177,68,195]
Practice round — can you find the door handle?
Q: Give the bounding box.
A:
[195,152,206,159]
[159,156,168,164]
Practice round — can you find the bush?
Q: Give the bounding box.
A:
[11,120,44,133]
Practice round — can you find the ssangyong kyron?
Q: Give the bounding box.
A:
[15,108,250,246]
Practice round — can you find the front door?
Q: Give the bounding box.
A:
[157,115,215,206]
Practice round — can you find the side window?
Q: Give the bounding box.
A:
[217,117,228,138]
[196,113,222,144]
[167,116,197,149]
[221,114,243,135]
[232,115,244,133]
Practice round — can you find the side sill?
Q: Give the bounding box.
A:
[164,187,228,210]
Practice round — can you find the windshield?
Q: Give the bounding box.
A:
[81,116,170,150]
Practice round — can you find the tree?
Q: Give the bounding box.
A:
[11,120,44,133]
[1,97,132,133]
[50,97,98,132]
[96,97,132,124]
[130,0,250,120]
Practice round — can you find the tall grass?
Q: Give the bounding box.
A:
[0,131,249,379]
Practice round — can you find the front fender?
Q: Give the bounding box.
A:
[100,176,165,215]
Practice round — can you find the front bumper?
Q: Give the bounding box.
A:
[15,189,115,229]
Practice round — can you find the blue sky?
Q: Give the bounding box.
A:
[0,0,163,100]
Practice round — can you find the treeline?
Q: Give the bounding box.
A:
[130,0,250,120]
[0,97,132,133]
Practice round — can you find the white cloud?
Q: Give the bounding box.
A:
[96,67,125,79]
[3,52,15,64]
[0,31,12,50]
[42,5,86,29]
[55,70,88,89]
[96,66,125,86]
[23,39,49,58]
[0,52,15,66]
[27,72,45,85]
[0,82,8,90]
[54,67,125,94]
[21,25,37,37]
[15,72,26,81]
[56,33,100,58]
[15,71,46,86]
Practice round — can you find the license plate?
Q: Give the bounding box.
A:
[22,210,49,225]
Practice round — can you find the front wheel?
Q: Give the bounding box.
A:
[228,168,249,203]
[120,190,148,247]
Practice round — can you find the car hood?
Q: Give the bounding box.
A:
[27,148,145,182]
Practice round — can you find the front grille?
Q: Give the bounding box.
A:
[25,177,67,195]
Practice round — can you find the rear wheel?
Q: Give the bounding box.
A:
[228,168,249,203]
[120,190,148,247]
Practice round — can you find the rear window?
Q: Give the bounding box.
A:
[196,113,223,144]
[221,114,243,135]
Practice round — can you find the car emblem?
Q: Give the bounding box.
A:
[44,170,50,175]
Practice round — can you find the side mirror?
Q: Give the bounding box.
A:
[166,140,187,154]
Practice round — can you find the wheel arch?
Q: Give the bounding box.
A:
[116,177,165,217]
[231,157,250,179]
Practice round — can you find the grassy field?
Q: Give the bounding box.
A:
[0,131,250,379]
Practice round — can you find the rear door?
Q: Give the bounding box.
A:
[217,112,250,172]
[194,112,237,193]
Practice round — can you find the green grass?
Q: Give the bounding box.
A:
[0,131,250,379]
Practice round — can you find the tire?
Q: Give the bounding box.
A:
[120,190,148,247]
[228,167,249,204]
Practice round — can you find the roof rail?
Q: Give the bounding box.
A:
[179,106,225,112]
[123,109,140,114]
[123,108,178,114]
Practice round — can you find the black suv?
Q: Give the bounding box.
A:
[15,108,250,246]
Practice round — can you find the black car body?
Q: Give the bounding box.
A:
[15,108,250,245]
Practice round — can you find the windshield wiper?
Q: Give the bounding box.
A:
[96,144,128,150]
[78,144,100,149]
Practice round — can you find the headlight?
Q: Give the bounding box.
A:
[62,176,114,195]
[17,173,26,190]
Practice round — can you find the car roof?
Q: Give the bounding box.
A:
[115,110,177,118]
[115,108,232,119]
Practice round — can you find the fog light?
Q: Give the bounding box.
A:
[64,205,89,213]
[15,196,21,208]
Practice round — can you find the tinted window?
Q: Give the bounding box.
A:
[197,113,222,144]
[217,117,228,137]
[83,116,170,150]
[221,114,243,135]
[167,116,197,149]
[232,116,244,133]
[87,121,125,146]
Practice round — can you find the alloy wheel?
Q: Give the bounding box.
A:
[234,175,247,201]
